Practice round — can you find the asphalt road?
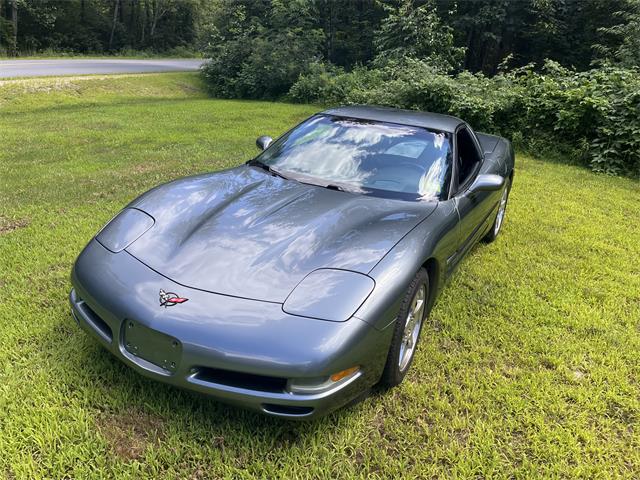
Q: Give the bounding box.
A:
[0,58,204,78]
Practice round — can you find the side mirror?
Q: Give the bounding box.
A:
[468,174,504,194]
[256,135,273,151]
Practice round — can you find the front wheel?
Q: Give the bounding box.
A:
[483,178,511,243]
[379,268,429,388]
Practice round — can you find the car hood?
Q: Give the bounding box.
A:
[126,165,436,303]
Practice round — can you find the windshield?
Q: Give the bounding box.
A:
[256,115,452,200]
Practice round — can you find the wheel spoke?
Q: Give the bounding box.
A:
[412,298,424,316]
[398,284,427,371]
[494,186,508,235]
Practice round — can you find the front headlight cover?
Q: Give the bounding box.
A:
[96,208,154,253]
[283,269,375,322]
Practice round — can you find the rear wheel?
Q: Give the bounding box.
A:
[379,268,429,388]
[483,178,511,243]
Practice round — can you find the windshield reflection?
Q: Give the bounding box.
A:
[258,115,452,200]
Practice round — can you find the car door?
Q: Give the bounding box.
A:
[449,125,501,265]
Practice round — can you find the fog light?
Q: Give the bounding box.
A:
[287,366,360,394]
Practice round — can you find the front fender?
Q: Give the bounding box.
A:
[354,201,458,330]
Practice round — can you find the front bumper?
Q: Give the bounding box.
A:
[70,240,391,418]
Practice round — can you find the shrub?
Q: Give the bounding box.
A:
[288,59,640,176]
[290,58,519,134]
[201,1,324,100]
[507,62,640,175]
[288,62,384,105]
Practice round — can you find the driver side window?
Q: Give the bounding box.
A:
[456,127,481,188]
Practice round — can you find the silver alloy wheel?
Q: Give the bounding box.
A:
[398,284,426,371]
[494,184,509,236]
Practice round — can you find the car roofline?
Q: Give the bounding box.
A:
[321,105,465,134]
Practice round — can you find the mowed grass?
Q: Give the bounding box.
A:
[1,73,639,479]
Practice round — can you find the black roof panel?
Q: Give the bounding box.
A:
[321,105,464,133]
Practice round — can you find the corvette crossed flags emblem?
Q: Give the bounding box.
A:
[159,289,189,307]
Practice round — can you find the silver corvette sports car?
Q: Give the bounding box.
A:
[70,106,515,419]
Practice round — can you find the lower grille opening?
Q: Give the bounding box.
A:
[78,298,113,343]
[193,367,287,393]
[262,404,314,417]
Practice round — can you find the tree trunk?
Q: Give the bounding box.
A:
[109,0,120,51]
[129,0,136,48]
[324,0,334,62]
[141,0,148,44]
[10,0,18,56]
[150,0,165,38]
[150,0,158,38]
[328,0,333,62]
[464,26,475,71]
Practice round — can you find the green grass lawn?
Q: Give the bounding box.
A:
[1,73,639,479]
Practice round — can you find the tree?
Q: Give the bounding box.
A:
[444,0,633,74]
[149,0,168,38]
[201,0,325,99]
[109,0,119,50]
[9,0,18,55]
[1,0,638,72]
[374,0,464,72]
[594,0,640,67]
[317,0,385,67]
[0,0,211,55]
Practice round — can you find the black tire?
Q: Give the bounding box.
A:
[379,268,429,388]
[483,177,511,243]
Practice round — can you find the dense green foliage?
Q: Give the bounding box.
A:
[290,59,640,176]
[593,0,640,67]
[201,0,324,99]
[201,0,640,176]
[448,0,638,73]
[1,73,639,478]
[7,0,640,69]
[373,0,463,71]
[0,0,211,56]
[200,0,640,77]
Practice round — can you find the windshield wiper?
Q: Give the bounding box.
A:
[248,161,358,193]
[247,159,289,180]
[324,184,347,192]
[313,181,360,194]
